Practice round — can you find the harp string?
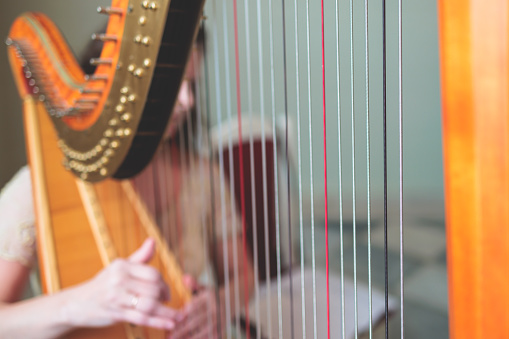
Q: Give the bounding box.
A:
[219,0,242,336]
[178,123,190,272]
[293,0,307,337]
[241,0,262,337]
[158,143,174,256]
[279,0,296,337]
[254,0,274,335]
[209,3,233,336]
[268,0,284,337]
[398,0,404,336]
[231,0,251,336]
[364,0,373,337]
[182,58,214,335]
[191,40,216,336]
[305,0,318,337]
[320,0,331,337]
[349,0,360,336]
[335,0,346,337]
[202,16,226,337]
[382,0,389,337]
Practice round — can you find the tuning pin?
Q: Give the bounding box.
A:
[90,58,113,66]
[85,74,109,81]
[75,98,99,105]
[80,88,103,95]
[97,7,124,15]
[91,33,118,42]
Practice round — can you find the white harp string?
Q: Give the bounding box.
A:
[242,0,262,337]
[268,0,284,337]
[305,0,318,338]
[349,0,359,336]
[293,0,307,337]
[335,0,346,336]
[399,0,405,336]
[220,1,242,336]
[190,43,216,335]
[255,0,274,335]
[365,0,374,337]
[210,2,232,337]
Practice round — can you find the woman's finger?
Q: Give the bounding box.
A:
[170,304,212,339]
[124,278,170,301]
[128,238,156,264]
[114,308,177,331]
[125,262,164,284]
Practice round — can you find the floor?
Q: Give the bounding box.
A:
[331,199,450,339]
[241,197,450,339]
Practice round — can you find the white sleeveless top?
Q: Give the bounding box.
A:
[0,166,36,267]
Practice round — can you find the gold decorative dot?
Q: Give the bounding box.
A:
[134,68,145,78]
[104,149,114,157]
[124,128,132,136]
[121,86,130,94]
[109,118,119,126]
[149,2,158,10]
[116,129,125,137]
[141,1,150,9]
[134,34,143,43]
[143,58,152,68]
[116,104,125,113]
[104,129,114,138]
[121,113,132,122]
[128,94,137,102]
[141,36,151,46]
[80,173,88,180]
[100,168,108,176]
[139,16,147,26]
[110,141,120,149]
[128,64,136,73]
[120,96,128,104]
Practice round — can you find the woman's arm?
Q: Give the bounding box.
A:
[0,258,31,303]
[0,238,180,339]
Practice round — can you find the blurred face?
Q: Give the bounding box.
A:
[164,47,201,139]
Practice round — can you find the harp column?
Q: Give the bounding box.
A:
[439,0,509,338]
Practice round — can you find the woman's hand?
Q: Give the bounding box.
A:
[168,276,220,339]
[62,238,180,331]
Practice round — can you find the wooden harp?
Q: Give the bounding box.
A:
[7,1,205,338]
[6,0,509,337]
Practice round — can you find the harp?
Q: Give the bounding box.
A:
[6,0,509,338]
